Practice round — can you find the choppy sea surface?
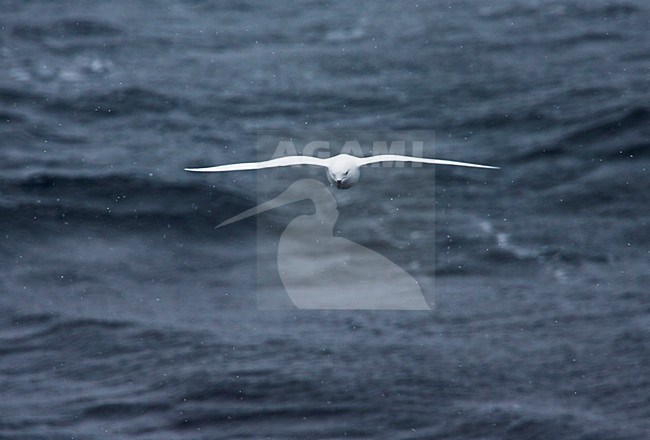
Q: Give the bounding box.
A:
[1,0,649,438]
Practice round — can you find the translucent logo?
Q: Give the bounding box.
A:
[219,178,431,310]
[186,131,497,309]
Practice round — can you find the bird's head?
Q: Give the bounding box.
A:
[326,162,360,189]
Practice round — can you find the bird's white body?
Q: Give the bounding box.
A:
[186,153,498,189]
[324,154,362,189]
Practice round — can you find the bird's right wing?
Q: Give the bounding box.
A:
[357,155,499,170]
[185,155,328,172]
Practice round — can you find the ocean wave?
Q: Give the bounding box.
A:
[11,18,121,41]
[479,1,640,20]
[540,162,650,214]
[81,402,171,420]
[572,2,641,18]
[562,106,649,147]
[44,87,185,118]
[508,105,649,165]
[0,87,43,106]
[0,110,26,125]
[0,173,253,231]
[456,400,622,440]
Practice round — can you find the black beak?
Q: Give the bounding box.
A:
[336,180,342,189]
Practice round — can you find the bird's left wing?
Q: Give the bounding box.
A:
[185,155,328,172]
[357,155,499,170]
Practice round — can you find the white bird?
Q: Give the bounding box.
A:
[185,153,498,189]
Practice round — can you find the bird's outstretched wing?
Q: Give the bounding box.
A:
[356,155,499,170]
[185,155,328,172]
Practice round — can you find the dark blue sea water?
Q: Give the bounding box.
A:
[1,0,649,438]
